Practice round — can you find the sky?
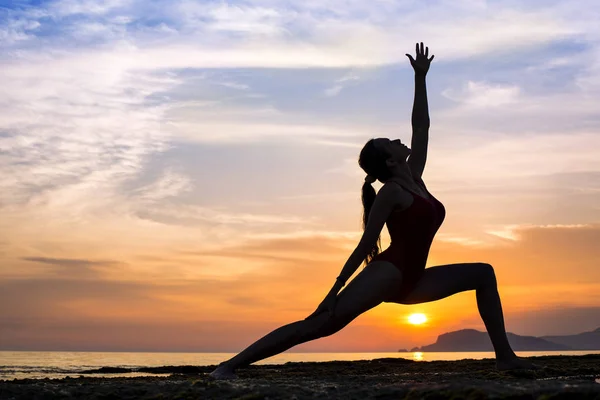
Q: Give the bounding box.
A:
[0,0,599,353]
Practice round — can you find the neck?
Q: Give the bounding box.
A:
[385,175,414,187]
[385,164,414,185]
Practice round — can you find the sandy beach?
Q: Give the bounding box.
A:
[1,355,599,399]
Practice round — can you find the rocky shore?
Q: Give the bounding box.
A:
[1,355,599,399]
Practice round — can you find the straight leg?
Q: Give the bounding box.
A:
[210,261,403,378]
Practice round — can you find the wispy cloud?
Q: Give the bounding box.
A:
[1,0,598,247]
[324,72,360,97]
[49,0,131,17]
[132,170,192,202]
[21,256,120,279]
[135,203,318,227]
[442,81,521,108]
[435,234,486,247]
[22,256,117,267]
[485,223,593,242]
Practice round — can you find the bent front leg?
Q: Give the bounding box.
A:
[387,262,517,360]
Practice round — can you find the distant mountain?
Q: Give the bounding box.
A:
[409,328,600,352]
[541,327,600,350]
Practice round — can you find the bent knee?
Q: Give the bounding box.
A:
[478,262,497,287]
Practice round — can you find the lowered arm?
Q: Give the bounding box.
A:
[334,185,398,288]
[303,185,406,320]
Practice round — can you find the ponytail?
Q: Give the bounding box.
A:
[358,138,392,266]
[361,180,381,266]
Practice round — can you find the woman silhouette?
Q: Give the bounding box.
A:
[210,42,538,379]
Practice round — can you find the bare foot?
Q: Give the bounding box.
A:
[208,364,238,380]
[496,356,541,371]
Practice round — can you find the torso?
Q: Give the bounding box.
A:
[372,175,446,301]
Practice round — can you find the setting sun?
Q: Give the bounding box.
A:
[407,313,428,325]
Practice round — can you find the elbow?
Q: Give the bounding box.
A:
[412,118,430,129]
[420,118,431,127]
[356,240,376,258]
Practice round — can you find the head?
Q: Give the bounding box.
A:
[358,138,412,181]
[357,138,412,265]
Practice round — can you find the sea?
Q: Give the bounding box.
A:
[2,350,600,381]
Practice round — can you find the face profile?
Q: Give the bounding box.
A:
[371,138,411,165]
[383,138,412,162]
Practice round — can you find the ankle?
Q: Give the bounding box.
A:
[496,351,517,361]
[220,360,235,371]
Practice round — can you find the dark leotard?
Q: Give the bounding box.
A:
[370,176,446,301]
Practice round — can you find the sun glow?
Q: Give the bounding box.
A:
[407,313,427,325]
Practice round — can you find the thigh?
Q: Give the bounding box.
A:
[388,262,492,305]
[318,261,403,332]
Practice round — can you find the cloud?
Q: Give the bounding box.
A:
[432,223,600,290]
[442,81,521,108]
[22,256,117,268]
[525,56,577,73]
[49,0,131,17]
[215,81,250,90]
[0,17,40,44]
[184,232,354,261]
[435,234,486,247]
[485,223,592,242]
[324,84,344,97]
[1,222,600,351]
[324,72,360,97]
[166,120,367,144]
[202,3,283,35]
[0,54,177,211]
[427,132,600,183]
[2,0,584,65]
[0,231,358,349]
[20,256,120,279]
[1,0,600,352]
[0,0,597,235]
[132,170,192,202]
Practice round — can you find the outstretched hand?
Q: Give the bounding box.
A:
[305,292,337,320]
[406,42,434,76]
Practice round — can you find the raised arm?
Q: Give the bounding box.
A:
[406,42,434,180]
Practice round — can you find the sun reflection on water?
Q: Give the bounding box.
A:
[413,352,424,361]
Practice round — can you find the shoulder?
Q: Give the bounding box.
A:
[377,182,413,212]
[413,175,428,192]
[407,162,421,181]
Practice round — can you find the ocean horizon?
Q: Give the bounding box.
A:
[2,350,600,381]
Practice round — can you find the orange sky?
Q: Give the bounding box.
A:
[1,221,599,352]
[1,0,600,353]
